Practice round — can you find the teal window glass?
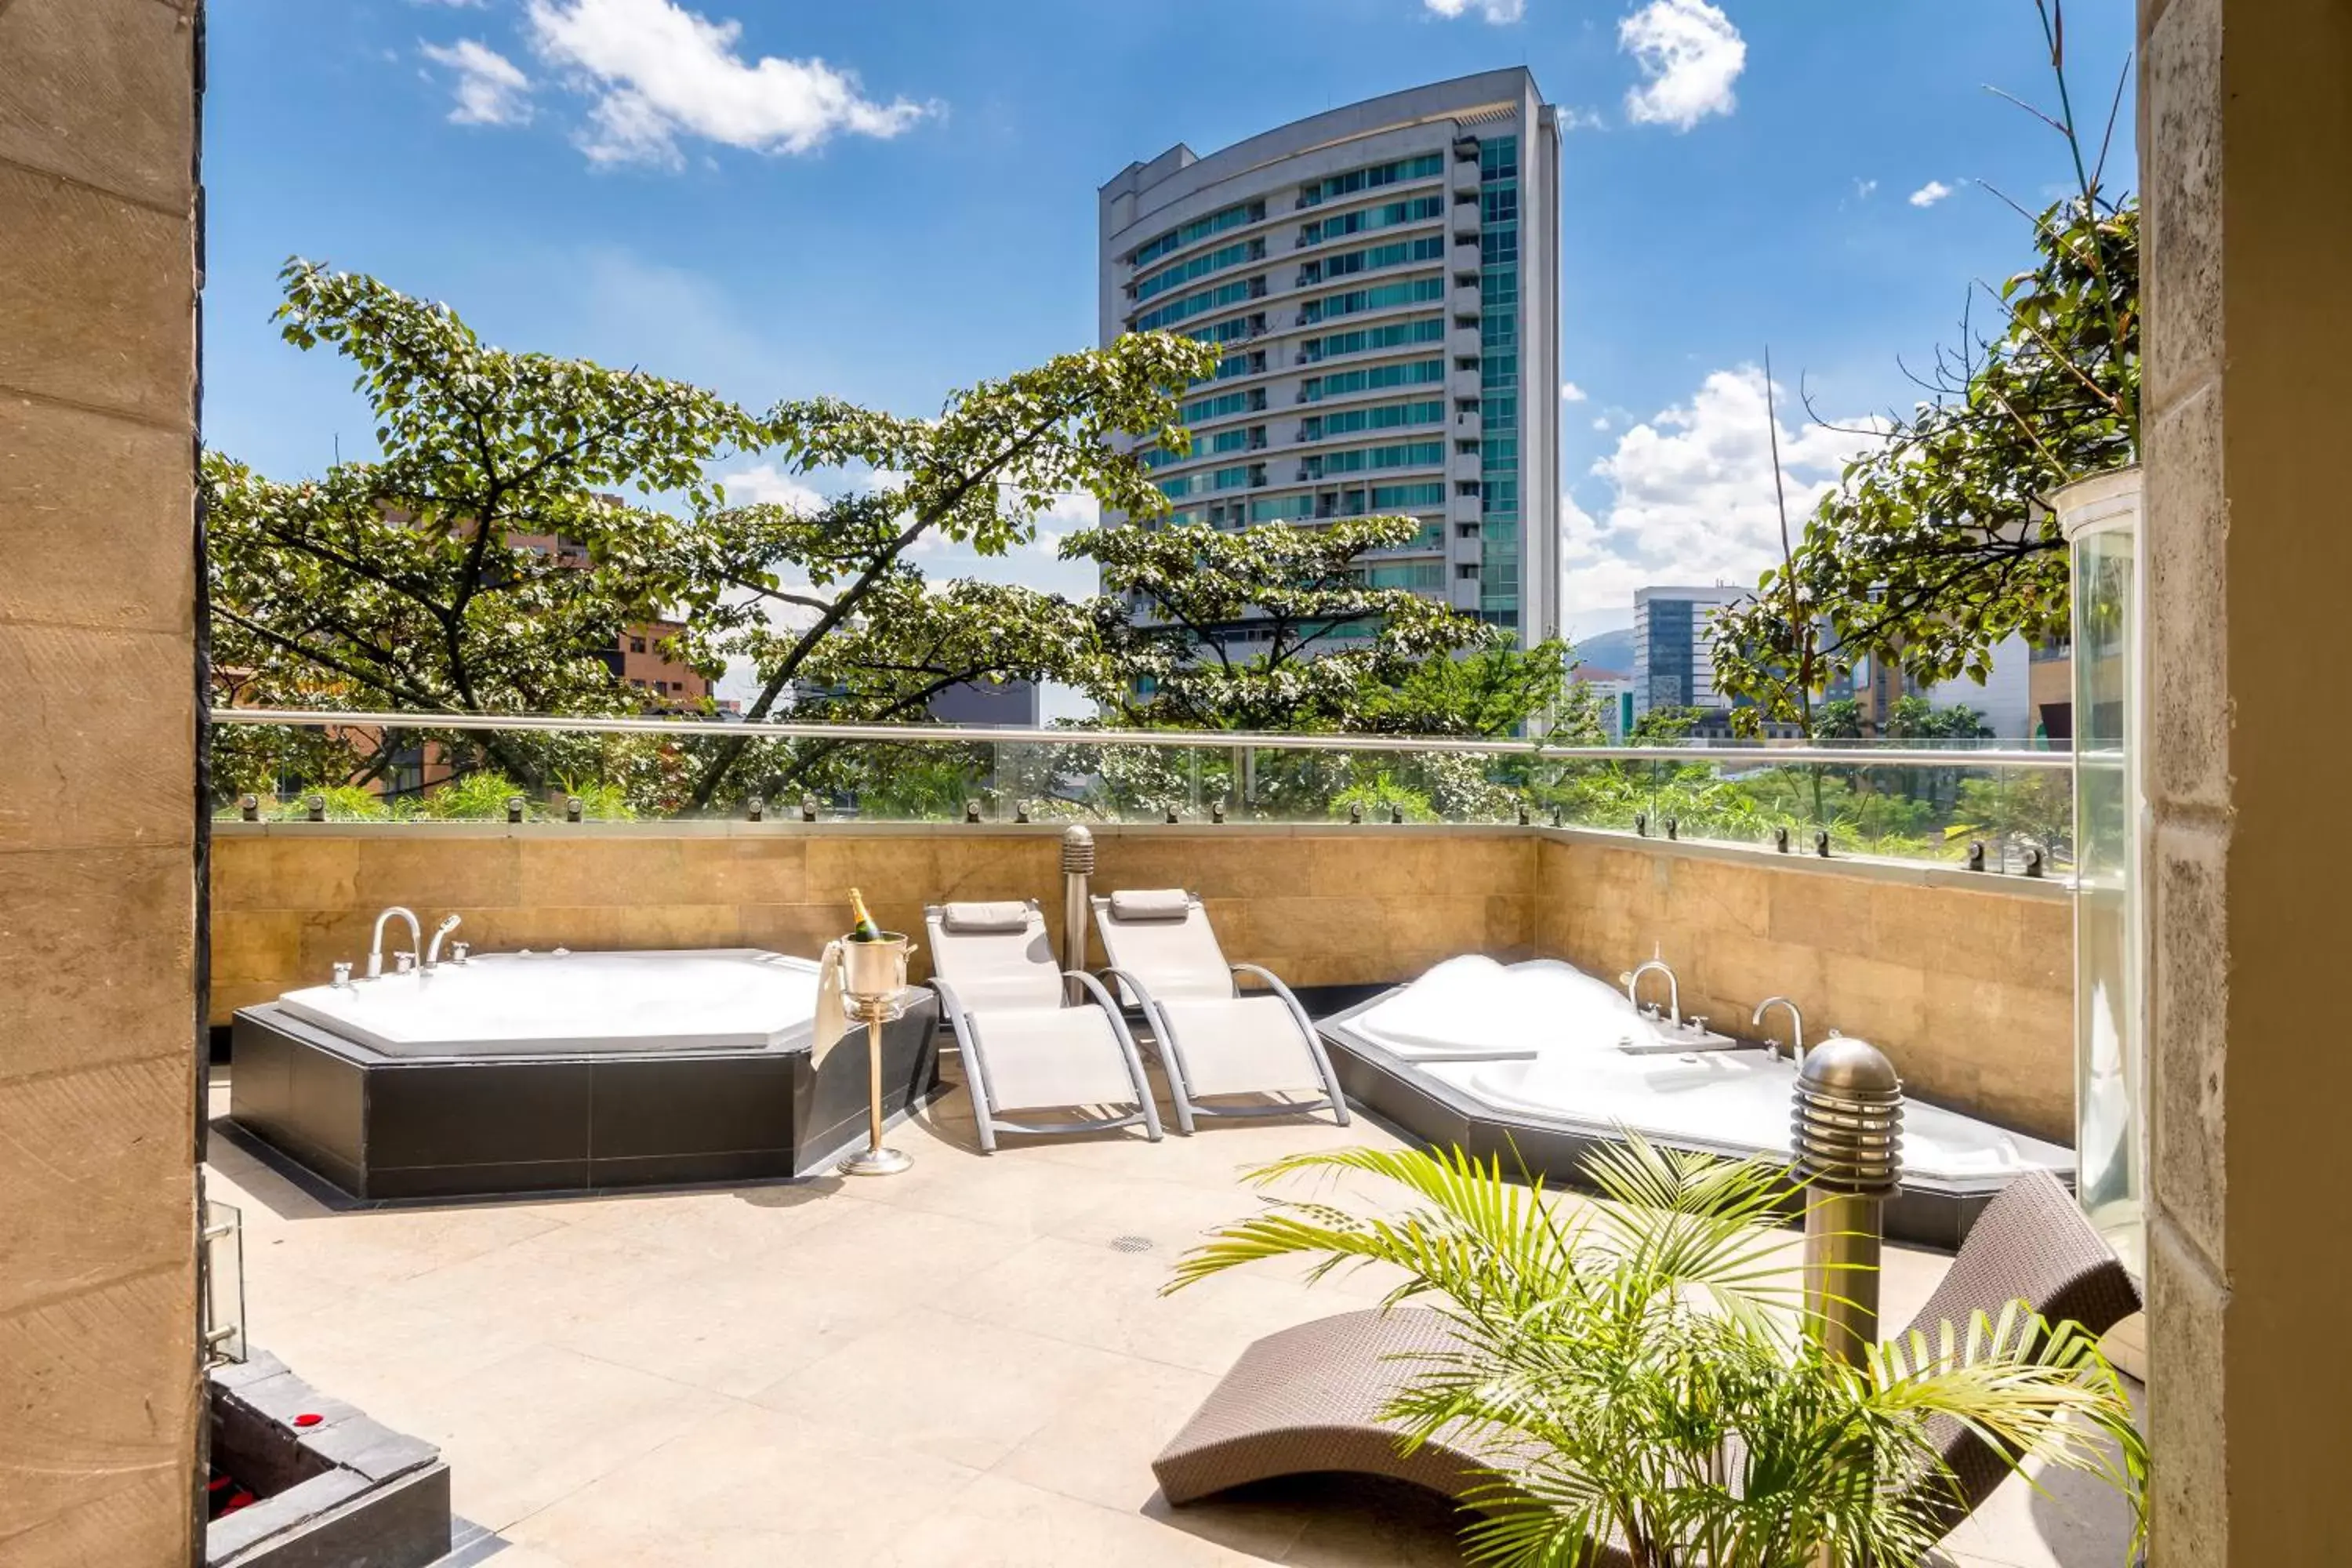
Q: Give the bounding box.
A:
[1131,199,1265,268]
[1301,276,1444,325]
[1136,239,1261,302]
[1301,194,1444,245]
[1137,275,1263,332]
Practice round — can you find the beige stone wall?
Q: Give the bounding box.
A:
[1537,836,2074,1143]
[0,2,205,1563]
[2140,1,2352,1561]
[209,824,2069,1138]
[206,824,1541,1018]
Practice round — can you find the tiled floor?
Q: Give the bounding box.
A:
[201,1058,2132,1567]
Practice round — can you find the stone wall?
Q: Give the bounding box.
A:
[1536,836,2074,1143]
[209,822,2071,1140]
[0,2,205,1563]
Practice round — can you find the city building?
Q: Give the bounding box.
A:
[614,618,713,711]
[1631,585,1744,719]
[1098,70,1562,652]
[926,677,1042,728]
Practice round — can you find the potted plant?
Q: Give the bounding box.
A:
[1171,1136,2144,1567]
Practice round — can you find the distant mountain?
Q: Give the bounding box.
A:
[1571,627,1634,677]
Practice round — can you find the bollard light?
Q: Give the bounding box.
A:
[1968,840,1987,873]
[1635,811,1648,837]
[506,796,526,825]
[564,796,583,823]
[1166,806,1180,824]
[1516,802,1530,826]
[1060,825,1095,1004]
[964,799,982,824]
[800,793,818,822]
[1388,803,1402,825]
[1348,803,1363,824]
[1773,825,1791,854]
[1210,800,1225,824]
[1791,1037,1904,1368]
[238,793,260,822]
[1813,828,1831,858]
[1014,800,1030,824]
[1550,804,1564,828]
[303,793,325,823]
[2024,846,2046,878]
[1664,816,1679,841]
[746,794,764,822]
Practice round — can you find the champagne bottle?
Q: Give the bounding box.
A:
[847,887,884,943]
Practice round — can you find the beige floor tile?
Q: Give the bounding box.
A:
[506,1400,981,1568]
[991,1353,1218,1512]
[941,1233,1334,1374]
[845,1142,1163,1236]
[750,1305,1133,1470]
[536,1254,914,1399]
[405,1344,731,1530]
[254,1296,538,1427]
[241,1202,572,1319]
[882,1473,1298,1567]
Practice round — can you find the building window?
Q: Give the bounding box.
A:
[629,636,647,653]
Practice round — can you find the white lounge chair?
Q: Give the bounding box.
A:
[1091,889,1348,1134]
[924,900,1163,1153]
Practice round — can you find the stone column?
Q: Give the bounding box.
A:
[2141,0,2352,1561]
[0,2,205,1563]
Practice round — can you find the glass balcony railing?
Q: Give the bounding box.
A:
[208,710,2073,873]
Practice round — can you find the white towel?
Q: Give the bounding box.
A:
[811,939,849,1069]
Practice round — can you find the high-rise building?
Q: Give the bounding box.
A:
[1098,70,1562,652]
[1632,585,1744,717]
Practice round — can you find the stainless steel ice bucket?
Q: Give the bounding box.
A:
[840,933,909,1004]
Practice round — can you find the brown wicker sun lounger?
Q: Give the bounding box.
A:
[1152,1168,2140,1541]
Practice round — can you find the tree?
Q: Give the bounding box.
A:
[1712,1,2136,722]
[206,260,1217,804]
[207,260,765,787]
[1072,514,1505,734]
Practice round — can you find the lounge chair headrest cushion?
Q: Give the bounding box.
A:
[938,901,1033,934]
[1108,888,1193,922]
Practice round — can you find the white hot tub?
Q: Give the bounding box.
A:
[274,949,824,1058]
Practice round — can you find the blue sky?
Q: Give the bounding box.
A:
[201,0,2136,648]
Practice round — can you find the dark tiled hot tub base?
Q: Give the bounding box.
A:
[229,997,939,1201]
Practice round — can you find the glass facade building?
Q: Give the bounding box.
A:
[1099,71,1562,656]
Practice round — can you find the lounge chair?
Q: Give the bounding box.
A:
[1152,1168,2140,1548]
[924,900,1162,1153]
[1090,888,1348,1135]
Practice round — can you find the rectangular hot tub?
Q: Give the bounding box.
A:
[228,949,938,1201]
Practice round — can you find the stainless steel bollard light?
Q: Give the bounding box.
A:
[1791,1036,1904,1368]
[1060,824,1095,1005]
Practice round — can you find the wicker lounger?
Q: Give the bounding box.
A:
[1152,1169,2140,1545]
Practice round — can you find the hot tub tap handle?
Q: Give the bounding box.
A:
[451,942,470,965]
[332,962,352,989]
[1686,1014,1708,1035]
[394,950,416,975]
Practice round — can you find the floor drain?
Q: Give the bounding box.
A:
[1109,1234,1154,1254]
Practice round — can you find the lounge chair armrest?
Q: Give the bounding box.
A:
[1062,969,1132,1016]
[927,974,968,1022]
[1095,965,1164,1014]
[1229,962,1302,1004]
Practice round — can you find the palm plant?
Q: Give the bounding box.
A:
[1170,1138,2142,1568]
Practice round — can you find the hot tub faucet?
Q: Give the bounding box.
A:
[1621,955,1681,1028]
[368,906,421,979]
[425,913,463,971]
[1753,996,1806,1065]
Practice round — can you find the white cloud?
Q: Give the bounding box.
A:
[720,462,826,513]
[1592,414,1613,430]
[1559,106,1609,132]
[1908,179,1955,208]
[1619,0,1744,131]
[1853,177,1878,200]
[1558,366,1884,620]
[524,0,935,169]
[1423,0,1526,22]
[420,39,533,126]
[1560,381,1589,403]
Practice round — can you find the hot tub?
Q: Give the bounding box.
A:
[276,949,824,1058]
[1317,956,2074,1248]
[227,948,938,1202]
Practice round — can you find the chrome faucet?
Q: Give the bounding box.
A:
[424,913,463,971]
[367,906,421,979]
[1752,996,1806,1064]
[1621,955,1682,1028]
